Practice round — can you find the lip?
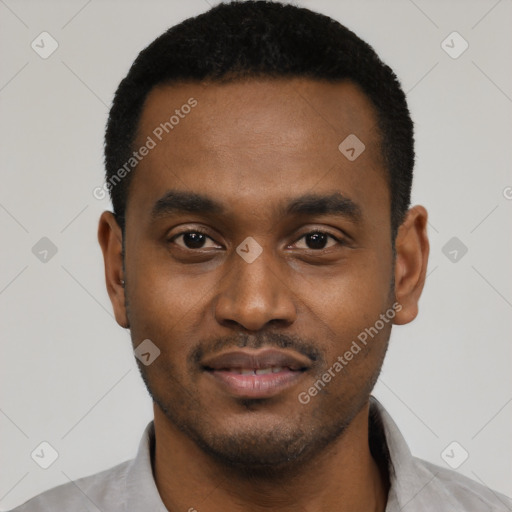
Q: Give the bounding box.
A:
[202,348,311,399]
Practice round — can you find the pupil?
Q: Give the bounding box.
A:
[307,232,327,249]
[184,232,205,249]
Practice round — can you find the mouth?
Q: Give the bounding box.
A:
[201,348,311,399]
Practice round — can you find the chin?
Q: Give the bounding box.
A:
[157,395,351,478]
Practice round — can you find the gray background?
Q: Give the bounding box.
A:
[1,0,511,509]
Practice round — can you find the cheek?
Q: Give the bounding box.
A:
[305,271,392,399]
[301,252,393,368]
[124,246,200,344]
[310,252,392,324]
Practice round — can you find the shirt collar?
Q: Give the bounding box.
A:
[125,420,168,511]
[369,396,419,510]
[369,396,465,512]
[124,396,440,511]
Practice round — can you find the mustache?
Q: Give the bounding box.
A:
[189,331,324,367]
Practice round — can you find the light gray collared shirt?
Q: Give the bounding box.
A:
[10,397,512,511]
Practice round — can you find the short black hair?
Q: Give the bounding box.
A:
[104,0,414,237]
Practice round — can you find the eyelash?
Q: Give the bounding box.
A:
[168,228,345,250]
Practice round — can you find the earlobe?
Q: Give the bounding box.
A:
[97,211,129,329]
[392,205,430,326]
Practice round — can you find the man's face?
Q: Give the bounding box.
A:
[122,78,395,470]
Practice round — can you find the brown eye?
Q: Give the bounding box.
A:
[294,231,341,250]
[169,230,220,250]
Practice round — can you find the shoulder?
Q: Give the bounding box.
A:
[370,397,511,512]
[8,459,131,512]
[410,456,512,511]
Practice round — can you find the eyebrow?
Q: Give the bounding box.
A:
[150,189,362,223]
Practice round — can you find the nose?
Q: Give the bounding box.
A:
[214,244,297,332]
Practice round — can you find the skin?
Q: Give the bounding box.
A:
[98,78,429,512]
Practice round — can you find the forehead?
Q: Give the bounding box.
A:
[128,78,387,224]
[138,78,381,153]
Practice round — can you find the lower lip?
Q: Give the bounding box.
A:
[207,369,305,399]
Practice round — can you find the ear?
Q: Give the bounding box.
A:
[393,205,430,325]
[97,211,129,329]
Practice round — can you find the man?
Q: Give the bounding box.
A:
[10,1,511,511]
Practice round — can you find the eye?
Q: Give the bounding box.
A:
[168,228,344,252]
[169,229,221,250]
[292,231,343,250]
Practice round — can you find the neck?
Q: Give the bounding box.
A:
[152,401,389,512]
